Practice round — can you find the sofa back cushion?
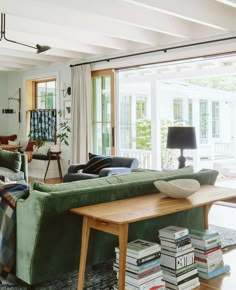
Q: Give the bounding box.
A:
[82,153,112,174]
[0,149,22,172]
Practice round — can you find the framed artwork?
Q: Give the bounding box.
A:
[64,100,71,119]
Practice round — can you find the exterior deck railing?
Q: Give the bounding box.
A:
[118,142,235,169]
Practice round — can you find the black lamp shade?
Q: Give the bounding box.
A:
[167,127,197,149]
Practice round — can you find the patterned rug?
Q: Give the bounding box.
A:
[0,225,235,289]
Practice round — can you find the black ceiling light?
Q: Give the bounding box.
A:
[0,13,51,54]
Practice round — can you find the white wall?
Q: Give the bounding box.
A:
[0,62,72,169]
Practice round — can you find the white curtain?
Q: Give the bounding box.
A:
[71,64,92,164]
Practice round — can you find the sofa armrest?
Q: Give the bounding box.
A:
[99,167,132,177]
[68,164,86,173]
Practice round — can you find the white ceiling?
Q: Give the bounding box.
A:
[1,0,236,72]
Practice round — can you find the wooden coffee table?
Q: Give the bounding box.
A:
[70,185,236,290]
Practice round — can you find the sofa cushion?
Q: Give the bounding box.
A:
[0,149,22,172]
[0,134,17,144]
[82,153,112,174]
[0,167,24,181]
[32,167,217,195]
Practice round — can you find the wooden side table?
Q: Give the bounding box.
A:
[70,185,236,290]
[44,151,62,181]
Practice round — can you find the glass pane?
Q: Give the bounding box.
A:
[102,76,111,123]
[92,75,112,155]
[93,123,102,154]
[102,123,111,155]
[36,80,56,109]
[93,77,102,123]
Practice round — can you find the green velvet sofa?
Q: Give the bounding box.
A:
[0,149,28,182]
[16,167,218,285]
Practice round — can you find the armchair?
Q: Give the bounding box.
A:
[63,156,139,183]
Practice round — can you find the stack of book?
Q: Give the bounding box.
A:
[113,239,165,290]
[159,225,200,290]
[190,229,230,279]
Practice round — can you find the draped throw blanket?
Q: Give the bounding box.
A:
[30,109,57,142]
[0,183,28,275]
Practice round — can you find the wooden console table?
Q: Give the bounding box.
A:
[70,185,236,290]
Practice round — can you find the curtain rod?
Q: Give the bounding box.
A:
[70,35,236,68]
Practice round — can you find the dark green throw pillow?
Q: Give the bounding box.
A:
[82,153,112,174]
[0,149,22,172]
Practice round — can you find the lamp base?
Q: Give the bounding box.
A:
[178,155,186,169]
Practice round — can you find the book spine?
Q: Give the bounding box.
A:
[163,268,198,284]
[198,264,231,279]
[161,252,195,270]
[191,235,220,247]
[116,252,161,265]
[195,252,223,264]
[159,229,189,240]
[161,243,192,253]
[195,249,222,260]
[125,265,161,279]
[194,242,222,251]
[125,271,163,286]
[127,245,161,256]
[160,237,191,249]
[190,230,218,240]
[196,260,224,273]
[125,278,165,290]
[114,257,161,272]
[165,277,199,290]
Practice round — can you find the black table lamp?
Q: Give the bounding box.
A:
[167,126,197,168]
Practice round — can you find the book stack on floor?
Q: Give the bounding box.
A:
[159,225,200,290]
[113,239,165,290]
[190,228,230,280]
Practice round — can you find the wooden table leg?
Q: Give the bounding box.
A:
[44,153,51,180]
[77,216,91,290]
[118,223,128,290]
[204,204,212,229]
[56,153,63,181]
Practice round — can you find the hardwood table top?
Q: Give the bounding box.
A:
[0,145,22,151]
[70,185,236,224]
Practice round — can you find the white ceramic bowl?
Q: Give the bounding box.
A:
[154,179,200,198]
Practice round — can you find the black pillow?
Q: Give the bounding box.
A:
[82,153,112,174]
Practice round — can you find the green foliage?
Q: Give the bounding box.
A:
[185,75,236,92]
[136,119,151,150]
[56,110,71,145]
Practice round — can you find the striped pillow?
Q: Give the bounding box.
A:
[82,153,112,174]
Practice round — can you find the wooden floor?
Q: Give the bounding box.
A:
[28,177,236,290]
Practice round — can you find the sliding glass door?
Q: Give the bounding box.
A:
[92,70,115,155]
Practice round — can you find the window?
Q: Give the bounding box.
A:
[173,99,183,123]
[27,78,57,143]
[200,100,208,143]
[35,79,56,109]
[92,70,115,156]
[188,99,193,126]
[212,101,220,138]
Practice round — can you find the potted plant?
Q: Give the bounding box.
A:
[50,110,71,152]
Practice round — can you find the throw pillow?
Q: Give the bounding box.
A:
[8,140,20,145]
[0,134,17,144]
[82,153,112,174]
[0,149,21,172]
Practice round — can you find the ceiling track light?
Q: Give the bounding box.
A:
[0,13,51,54]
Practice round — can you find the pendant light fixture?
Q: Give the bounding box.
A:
[0,13,51,54]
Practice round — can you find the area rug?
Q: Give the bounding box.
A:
[0,225,236,289]
[209,224,236,250]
